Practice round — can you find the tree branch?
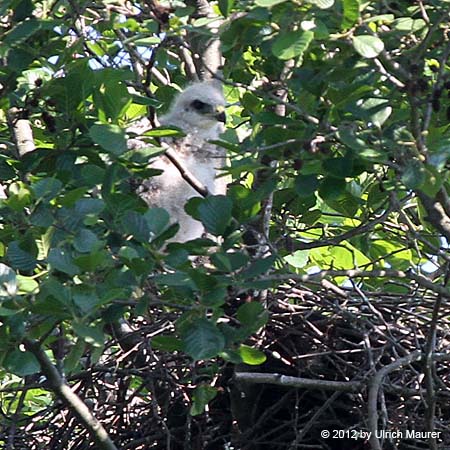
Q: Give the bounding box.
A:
[234,372,363,392]
[264,268,450,298]
[367,351,422,450]
[23,339,118,450]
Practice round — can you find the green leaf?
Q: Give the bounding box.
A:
[72,287,100,313]
[284,250,309,268]
[359,98,392,127]
[352,35,384,58]
[4,350,40,376]
[392,17,426,32]
[402,160,426,189]
[31,178,63,201]
[0,263,17,298]
[73,229,101,253]
[89,124,128,156]
[72,323,105,348]
[152,336,183,352]
[142,127,185,138]
[75,250,111,271]
[94,79,131,122]
[75,198,105,216]
[154,271,195,288]
[197,195,232,236]
[342,0,360,29]
[319,177,346,201]
[218,0,234,17]
[295,175,319,197]
[144,208,170,239]
[323,157,354,178]
[237,302,268,329]
[48,248,80,276]
[3,18,41,46]
[254,0,287,5]
[272,31,314,61]
[238,345,267,365]
[306,0,334,8]
[17,275,38,295]
[64,339,86,373]
[190,385,218,416]
[240,255,276,279]
[182,319,225,360]
[7,242,37,271]
[122,211,150,242]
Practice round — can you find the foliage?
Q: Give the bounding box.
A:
[0,0,450,449]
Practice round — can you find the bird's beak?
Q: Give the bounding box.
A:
[214,105,226,123]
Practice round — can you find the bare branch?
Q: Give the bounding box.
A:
[162,142,210,197]
[264,269,450,298]
[23,339,118,450]
[235,372,363,392]
[367,351,422,450]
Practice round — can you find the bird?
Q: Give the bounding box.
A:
[128,81,228,243]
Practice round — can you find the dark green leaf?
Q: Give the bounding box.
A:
[237,302,268,328]
[323,157,354,178]
[31,178,63,201]
[7,242,37,271]
[75,250,111,271]
[197,195,232,236]
[73,229,101,253]
[122,211,151,242]
[144,207,170,239]
[72,323,105,348]
[240,255,276,279]
[48,248,80,276]
[182,319,225,360]
[295,175,319,197]
[3,18,41,46]
[4,350,40,376]
[152,336,183,351]
[218,0,234,17]
[154,272,195,288]
[402,160,426,189]
[190,385,218,416]
[89,124,128,155]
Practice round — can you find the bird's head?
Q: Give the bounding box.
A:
[161,81,226,135]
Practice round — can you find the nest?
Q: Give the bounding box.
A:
[1,280,450,450]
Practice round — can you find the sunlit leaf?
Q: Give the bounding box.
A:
[272,31,314,60]
[352,35,384,58]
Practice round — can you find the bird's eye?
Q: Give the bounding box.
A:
[191,99,207,111]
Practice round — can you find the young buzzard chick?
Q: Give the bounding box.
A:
[137,81,228,242]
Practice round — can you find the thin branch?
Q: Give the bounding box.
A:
[292,198,395,250]
[372,58,405,88]
[23,339,118,450]
[161,142,210,197]
[263,269,450,298]
[367,351,422,450]
[234,372,363,392]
